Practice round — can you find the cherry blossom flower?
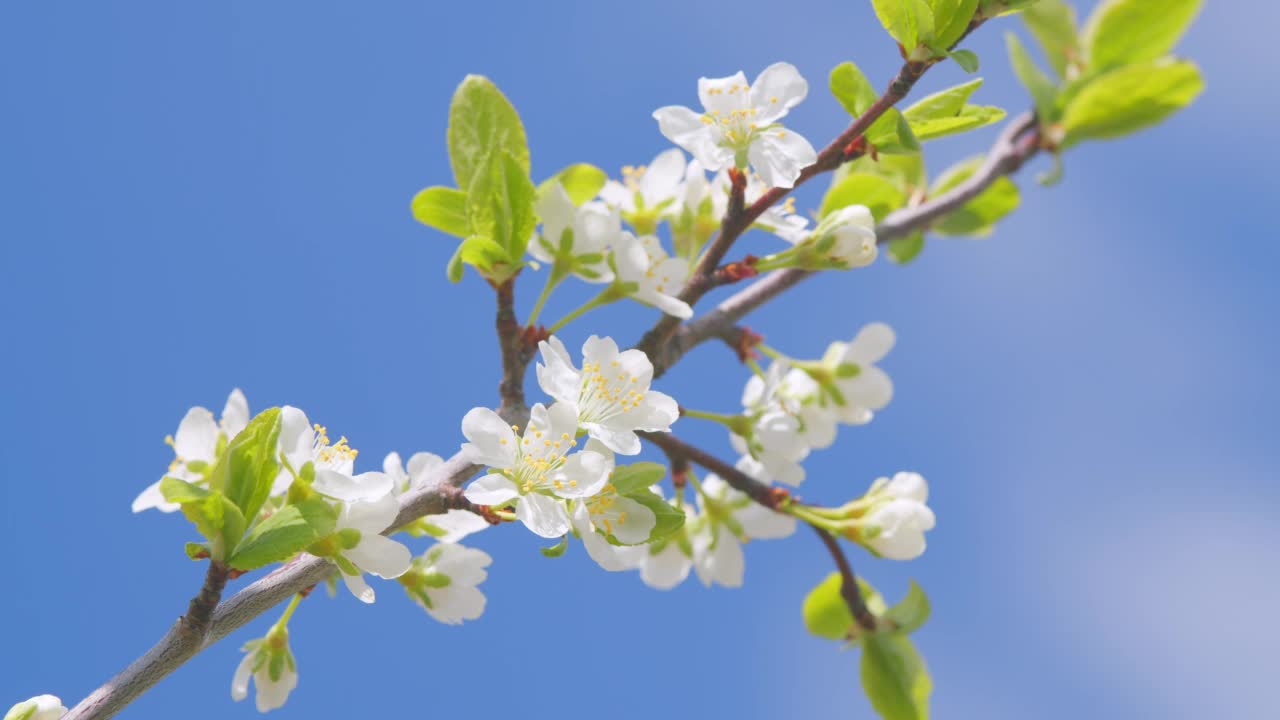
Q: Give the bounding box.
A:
[400,543,492,625]
[329,490,413,603]
[654,62,817,189]
[612,233,693,319]
[231,630,297,713]
[532,183,619,283]
[132,388,250,513]
[4,695,66,720]
[849,472,934,560]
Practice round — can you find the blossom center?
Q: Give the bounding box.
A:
[507,423,578,494]
[577,360,645,423]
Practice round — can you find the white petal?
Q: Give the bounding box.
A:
[653,106,733,172]
[611,496,657,544]
[515,492,571,538]
[551,450,611,498]
[698,71,750,114]
[630,390,679,432]
[536,336,582,406]
[422,508,490,543]
[277,406,314,468]
[230,653,254,701]
[884,471,928,503]
[313,469,392,504]
[843,322,896,364]
[340,491,399,534]
[406,451,443,489]
[545,401,582,443]
[581,335,620,367]
[737,503,797,540]
[341,569,376,603]
[253,666,297,713]
[748,129,817,190]
[641,543,693,590]
[221,389,250,439]
[132,480,180,513]
[582,422,641,456]
[598,179,636,212]
[430,543,493,586]
[640,148,686,206]
[463,473,519,506]
[749,62,808,124]
[173,407,217,462]
[460,407,518,468]
[428,584,487,625]
[346,534,412,579]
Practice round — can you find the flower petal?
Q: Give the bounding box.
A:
[515,492,571,538]
[582,422,641,456]
[340,570,376,604]
[463,473,519,506]
[698,71,750,114]
[748,128,817,189]
[750,62,808,124]
[230,653,254,701]
[551,449,611,498]
[640,148,686,207]
[460,407,518,468]
[174,407,217,462]
[221,388,250,439]
[346,534,412,579]
[653,106,733,171]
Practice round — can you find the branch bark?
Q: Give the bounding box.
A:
[650,111,1041,377]
[812,525,877,632]
[638,431,784,511]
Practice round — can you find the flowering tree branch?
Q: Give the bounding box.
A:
[651,110,1041,377]
[812,525,878,632]
[639,431,785,511]
[493,277,530,418]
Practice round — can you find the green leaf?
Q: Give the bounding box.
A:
[176,489,245,556]
[466,149,537,263]
[1021,0,1078,78]
[885,580,932,634]
[949,49,979,73]
[625,489,685,542]
[821,172,906,222]
[911,106,1006,141]
[928,0,978,51]
[540,535,569,558]
[844,154,928,192]
[537,163,607,206]
[160,476,209,504]
[229,498,338,571]
[861,632,932,720]
[902,79,1005,140]
[445,244,466,283]
[903,78,984,122]
[211,408,282,525]
[866,109,921,154]
[978,0,1042,17]
[830,61,878,118]
[184,541,211,560]
[457,235,510,271]
[1061,59,1203,147]
[411,186,469,237]
[888,232,926,264]
[608,462,667,496]
[446,75,530,190]
[1082,0,1201,73]
[871,0,935,51]
[1005,32,1060,121]
[803,572,855,640]
[928,155,1020,236]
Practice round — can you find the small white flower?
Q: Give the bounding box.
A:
[402,543,492,625]
[419,508,490,543]
[612,233,693,319]
[691,474,796,588]
[132,388,250,513]
[535,335,679,455]
[856,472,935,560]
[732,361,817,486]
[636,488,695,590]
[231,633,297,713]
[275,407,391,501]
[461,403,609,538]
[708,170,810,243]
[654,62,818,189]
[532,183,619,283]
[805,205,878,268]
[824,323,895,425]
[598,149,686,217]
[4,695,66,720]
[331,490,413,603]
[383,450,443,495]
[570,467,656,572]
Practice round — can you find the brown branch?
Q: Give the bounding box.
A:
[639,431,786,511]
[494,277,528,418]
[650,111,1041,378]
[811,525,877,632]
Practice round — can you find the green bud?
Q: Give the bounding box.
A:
[420,570,452,588]
[4,702,37,720]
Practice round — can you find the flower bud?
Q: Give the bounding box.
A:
[4,696,65,720]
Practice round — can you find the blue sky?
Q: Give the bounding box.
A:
[2,1,1275,718]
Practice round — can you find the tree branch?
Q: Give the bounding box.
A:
[494,277,529,418]
[639,431,785,511]
[63,454,483,720]
[811,525,877,632]
[650,111,1041,377]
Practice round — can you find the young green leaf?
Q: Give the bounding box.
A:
[1021,0,1078,78]
[888,232,926,264]
[902,78,1005,140]
[625,489,685,542]
[1005,32,1060,122]
[904,78,984,122]
[821,172,906,221]
[928,0,978,51]
[866,109,922,154]
[802,572,855,640]
[948,49,979,73]
[830,61,878,118]
[608,462,668,496]
[871,0,935,52]
[928,155,1020,236]
[446,75,530,190]
[228,498,338,572]
[536,163,608,206]
[1061,59,1203,147]
[540,535,569,558]
[861,633,932,720]
[884,580,932,634]
[1082,0,1202,72]
[411,186,470,237]
[211,408,282,525]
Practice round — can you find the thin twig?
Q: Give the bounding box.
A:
[638,431,785,511]
[493,276,528,418]
[811,525,877,632]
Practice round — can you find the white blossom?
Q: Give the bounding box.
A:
[535,335,679,455]
[231,634,297,713]
[275,406,391,502]
[402,543,492,625]
[4,695,66,720]
[636,488,695,590]
[461,403,609,538]
[824,323,895,425]
[856,472,935,560]
[532,183,619,282]
[804,204,878,268]
[731,361,816,486]
[569,461,656,571]
[331,490,413,603]
[691,474,796,588]
[598,148,686,217]
[132,388,249,513]
[612,233,693,319]
[654,62,817,189]
[708,170,810,243]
